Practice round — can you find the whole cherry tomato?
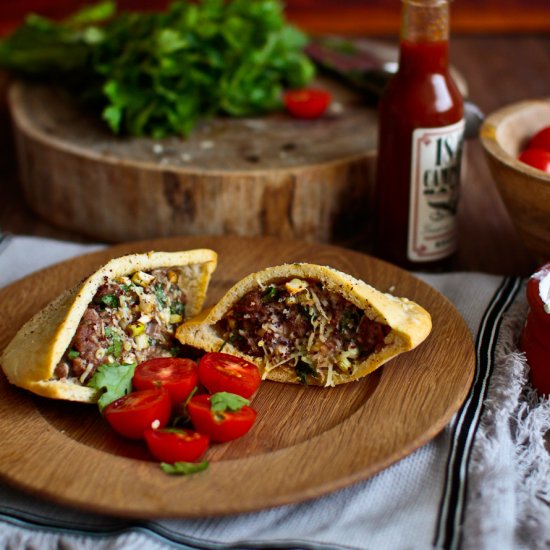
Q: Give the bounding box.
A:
[517,149,550,174]
[187,394,257,442]
[133,357,198,408]
[144,428,209,463]
[198,352,261,398]
[520,262,550,394]
[527,126,550,153]
[104,389,171,439]
[283,88,331,119]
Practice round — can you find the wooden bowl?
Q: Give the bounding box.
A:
[480,98,550,262]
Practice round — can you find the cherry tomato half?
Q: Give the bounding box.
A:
[518,149,550,175]
[527,126,550,153]
[104,389,171,439]
[198,352,261,398]
[284,88,331,119]
[187,394,257,442]
[133,357,198,408]
[144,428,209,463]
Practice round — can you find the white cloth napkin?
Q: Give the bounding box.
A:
[1,236,549,550]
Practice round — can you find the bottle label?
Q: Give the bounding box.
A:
[407,119,465,262]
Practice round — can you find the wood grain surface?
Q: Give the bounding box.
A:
[9,76,377,244]
[0,236,475,518]
[1,0,549,36]
[1,35,545,276]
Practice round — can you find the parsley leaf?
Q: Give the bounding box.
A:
[160,460,209,476]
[98,294,119,309]
[0,0,315,137]
[104,327,122,358]
[170,301,185,316]
[295,359,318,385]
[210,392,250,413]
[154,284,167,308]
[338,308,361,332]
[88,362,137,411]
[261,285,279,303]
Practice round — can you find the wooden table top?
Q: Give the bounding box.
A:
[0,34,548,277]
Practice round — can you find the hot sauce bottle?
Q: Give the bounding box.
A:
[373,0,464,270]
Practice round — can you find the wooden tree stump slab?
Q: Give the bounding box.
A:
[9,77,378,243]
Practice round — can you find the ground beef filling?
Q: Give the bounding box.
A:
[216,278,390,384]
[54,267,188,384]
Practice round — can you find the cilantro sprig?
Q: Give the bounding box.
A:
[295,359,318,385]
[210,392,249,412]
[104,327,123,358]
[161,460,209,475]
[0,0,315,137]
[88,362,137,411]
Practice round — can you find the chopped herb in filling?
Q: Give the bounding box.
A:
[215,278,391,386]
[54,267,188,384]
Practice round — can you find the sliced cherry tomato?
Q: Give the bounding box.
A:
[284,88,331,119]
[132,357,198,408]
[144,428,209,463]
[187,394,256,442]
[198,352,261,398]
[104,389,171,440]
[518,149,550,174]
[527,125,550,153]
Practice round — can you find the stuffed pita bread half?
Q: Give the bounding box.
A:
[176,263,431,387]
[1,249,217,402]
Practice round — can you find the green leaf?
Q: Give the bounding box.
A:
[170,301,185,316]
[261,285,279,303]
[98,294,119,309]
[160,460,209,475]
[210,392,249,413]
[88,362,137,412]
[66,1,116,26]
[295,359,318,385]
[0,0,315,137]
[155,284,167,308]
[67,349,80,360]
[104,327,123,358]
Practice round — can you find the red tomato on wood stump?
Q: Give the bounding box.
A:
[284,88,331,119]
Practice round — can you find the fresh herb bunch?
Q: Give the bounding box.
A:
[0,0,315,137]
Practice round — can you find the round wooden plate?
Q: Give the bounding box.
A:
[0,236,474,518]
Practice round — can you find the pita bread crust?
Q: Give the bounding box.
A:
[1,249,217,402]
[176,263,431,386]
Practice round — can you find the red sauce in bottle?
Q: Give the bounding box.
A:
[374,0,464,270]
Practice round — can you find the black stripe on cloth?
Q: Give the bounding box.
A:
[433,276,523,550]
[0,508,358,550]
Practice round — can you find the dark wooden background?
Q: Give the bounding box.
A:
[0,1,549,276]
[0,0,549,36]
